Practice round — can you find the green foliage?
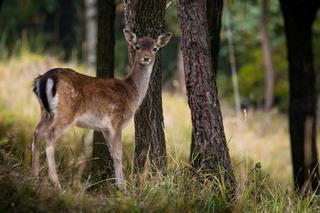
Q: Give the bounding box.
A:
[238,56,264,107]
[114,36,128,77]
[0,0,179,81]
[165,4,180,36]
[218,0,291,111]
[0,0,84,60]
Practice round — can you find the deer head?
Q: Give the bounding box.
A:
[123,29,172,65]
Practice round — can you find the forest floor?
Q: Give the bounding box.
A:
[0,52,320,212]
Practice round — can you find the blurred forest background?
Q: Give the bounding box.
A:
[3,0,320,110]
[1,0,320,212]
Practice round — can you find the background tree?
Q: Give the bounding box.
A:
[91,0,115,180]
[58,0,75,61]
[84,0,97,70]
[224,0,241,125]
[279,0,320,194]
[260,0,275,125]
[177,0,235,190]
[0,0,3,12]
[124,0,167,174]
[176,44,186,95]
[216,0,289,112]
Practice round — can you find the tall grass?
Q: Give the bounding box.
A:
[0,52,319,212]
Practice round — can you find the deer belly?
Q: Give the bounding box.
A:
[75,113,112,130]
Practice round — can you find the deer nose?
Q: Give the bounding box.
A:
[143,57,151,62]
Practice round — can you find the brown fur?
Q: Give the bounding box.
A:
[46,68,138,130]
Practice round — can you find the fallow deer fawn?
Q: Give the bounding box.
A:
[32,29,172,189]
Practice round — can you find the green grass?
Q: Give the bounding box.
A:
[0,52,320,212]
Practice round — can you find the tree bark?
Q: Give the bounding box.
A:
[91,0,115,180]
[58,0,75,61]
[124,0,167,174]
[177,0,235,190]
[84,0,97,70]
[206,0,223,76]
[279,0,320,194]
[260,0,274,122]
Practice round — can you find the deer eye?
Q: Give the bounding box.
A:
[153,47,158,52]
[135,46,140,50]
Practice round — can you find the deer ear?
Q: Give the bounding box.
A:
[156,32,172,48]
[123,29,137,46]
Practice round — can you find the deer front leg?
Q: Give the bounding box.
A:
[102,129,124,189]
[113,130,124,188]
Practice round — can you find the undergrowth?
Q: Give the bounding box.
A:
[1,149,320,212]
[0,52,320,212]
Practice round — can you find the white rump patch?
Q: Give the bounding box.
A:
[46,78,58,112]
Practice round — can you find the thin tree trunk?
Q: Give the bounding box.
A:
[84,0,97,70]
[279,0,319,194]
[58,0,75,61]
[206,0,223,76]
[177,0,235,191]
[124,0,167,174]
[0,0,4,12]
[96,0,115,78]
[91,0,115,180]
[176,43,186,95]
[224,0,241,126]
[260,0,274,126]
[318,95,320,132]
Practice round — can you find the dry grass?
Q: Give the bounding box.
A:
[0,52,320,212]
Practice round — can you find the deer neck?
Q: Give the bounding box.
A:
[125,61,154,107]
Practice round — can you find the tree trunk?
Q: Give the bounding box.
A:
[177,0,235,190]
[260,0,274,125]
[279,0,320,194]
[206,0,223,76]
[58,0,75,61]
[91,0,115,180]
[84,0,97,70]
[124,0,167,174]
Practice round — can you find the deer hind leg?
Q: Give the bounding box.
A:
[45,117,73,190]
[102,129,124,188]
[32,112,53,177]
